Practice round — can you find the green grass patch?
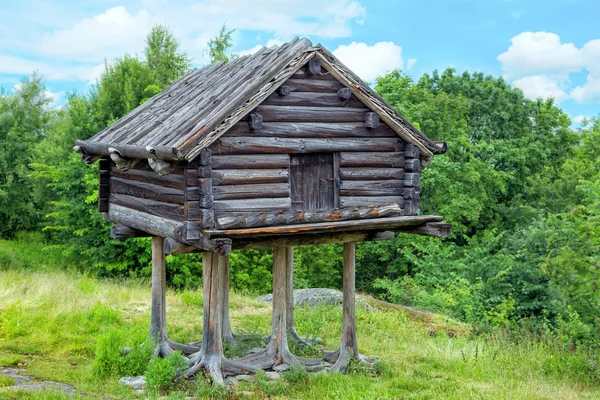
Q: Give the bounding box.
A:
[0,375,15,387]
[0,268,598,399]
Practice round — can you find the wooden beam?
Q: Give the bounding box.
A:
[339,152,405,168]
[110,224,151,239]
[254,105,370,123]
[276,86,291,96]
[337,87,352,101]
[401,222,452,238]
[232,231,395,250]
[208,215,444,238]
[164,237,232,256]
[247,113,264,130]
[211,154,290,169]
[224,122,396,139]
[365,112,380,129]
[212,169,288,185]
[307,57,321,75]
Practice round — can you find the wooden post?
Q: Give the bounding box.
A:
[150,236,200,357]
[183,252,257,384]
[285,246,315,346]
[326,242,371,372]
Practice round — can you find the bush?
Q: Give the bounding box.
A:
[93,330,153,377]
[145,351,187,393]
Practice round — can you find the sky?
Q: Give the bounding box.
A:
[1,0,599,123]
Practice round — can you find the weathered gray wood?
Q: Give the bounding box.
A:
[405,143,420,159]
[402,222,451,238]
[211,137,403,155]
[232,231,395,249]
[403,187,419,199]
[340,180,404,196]
[224,122,396,138]
[340,168,404,180]
[276,85,291,96]
[164,237,232,255]
[211,154,290,169]
[284,78,344,92]
[404,173,421,187]
[337,87,352,101]
[208,215,443,238]
[290,153,335,211]
[333,152,341,209]
[111,177,184,204]
[404,158,421,172]
[184,205,214,226]
[107,204,183,239]
[307,57,321,75]
[255,105,370,123]
[340,196,404,208]
[112,168,184,190]
[213,198,291,212]
[110,193,185,221]
[150,236,169,356]
[434,141,448,154]
[404,199,419,216]
[212,183,289,200]
[148,157,172,176]
[365,112,380,129]
[261,92,363,108]
[215,204,402,230]
[212,169,289,185]
[110,224,151,239]
[339,152,405,168]
[247,113,263,130]
[292,67,336,80]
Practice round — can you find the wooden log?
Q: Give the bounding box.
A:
[340,180,404,196]
[99,184,110,199]
[215,204,402,229]
[404,173,421,187]
[233,231,395,249]
[261,92,363,108]
[199,178,212,195]
[107,204,183,238]
[213,198,291,212]
[148,157,172,176]
[404,199,419,216]
[405,143,421,159]
[99,172,110,185]
[337,87,352,101]
[340,196,405,208]
[208,215,444,238]
[98,158,111,171]
[212,183,289,200]
[110,193,185,221]
[185,204,214,225]
[110,178,184,204]
[339,152,405,168]
[284,78,344,92]
[110,224,151,239]
[292,68,336,80]
[405,158,421,172]
[340,168,404,180]
[402,222,451,238]
[434,141,448,154]
[98,198,109,213]
[276,86,291,96]
[111,169,184,190]
[212,169,289,185]
[365,112,380,129]
[164,237,232,256]
[224,122,396,138]
[199,148,212,166]
[150,237,168,349]
[211,137,404,155]
[403,187,420,200]
[247,113,263,130]
[307,57,321,75]
[254,105,370,123]
[211,154,290,169]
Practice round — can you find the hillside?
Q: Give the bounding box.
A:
[0,266,598,399]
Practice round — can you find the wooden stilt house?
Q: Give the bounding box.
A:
[74,37,450,383]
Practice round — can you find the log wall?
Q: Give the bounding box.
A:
[208,59,421,225]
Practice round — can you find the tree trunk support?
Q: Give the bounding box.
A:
[324,242,373,372]
[238,247,307,369]
[182,252,257,385]
[150,236,199,357]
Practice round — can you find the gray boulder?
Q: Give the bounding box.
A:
[258,288,370,309]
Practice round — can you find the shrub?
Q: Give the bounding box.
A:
[145,351,187,393]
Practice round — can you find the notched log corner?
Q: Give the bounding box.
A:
[109,147,132,171]
[73,145,101,164]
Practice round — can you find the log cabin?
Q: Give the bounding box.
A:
[74,37,450,383]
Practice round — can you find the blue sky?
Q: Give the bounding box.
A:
[1,0,599,123]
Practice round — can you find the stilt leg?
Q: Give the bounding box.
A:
[182,252,257,384]
[238,247,301,369]
[325,242,373,373]
[150,237,200,357]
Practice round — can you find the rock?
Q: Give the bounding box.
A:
[119,376,146,390]
[0,368,34,385]
[240,391,255,397]
[135,389,145,395]
[258,288,370,309]
[4,382,76,397]
[264,371,280,380]
[305,364,325,372]
[273,364,290,372]
[235,374,255,382]
[225,377,238,385]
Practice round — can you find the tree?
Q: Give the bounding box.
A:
[145,25,191,89]
[207,24,235,63]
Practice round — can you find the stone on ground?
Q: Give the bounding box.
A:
[119,376,146,390]
[257,288,370,309]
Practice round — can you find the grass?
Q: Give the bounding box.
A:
[0,267,598,399]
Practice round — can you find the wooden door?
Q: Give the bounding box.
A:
[290,153,336,211]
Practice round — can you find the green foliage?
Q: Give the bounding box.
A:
[145,351,187,393]
[93,330,153,377]
[145,24,191,89]
[207,24,235,63]
[0,375,15,387]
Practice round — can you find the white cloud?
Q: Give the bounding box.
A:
[498,31,600,104]
[238,38,284,57]
[38,6,156,62]
[512,75,569,104]
[333,41,404,82]
[406,58,417,71]
[0,54,105,83]
[572,115,588,125]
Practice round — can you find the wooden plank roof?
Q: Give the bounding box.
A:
[75,37,444,162]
